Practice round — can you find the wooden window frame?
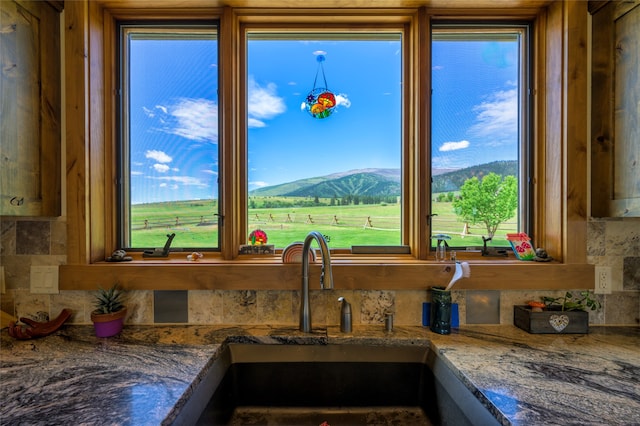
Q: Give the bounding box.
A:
[60,1,594,291]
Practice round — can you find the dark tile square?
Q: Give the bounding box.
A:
[16,221,50,255]
[623,257,640,291]
[154,290,188,323]
[466,290,501,324]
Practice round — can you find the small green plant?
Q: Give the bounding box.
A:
[541,291,600,312]
[93,284,125,314]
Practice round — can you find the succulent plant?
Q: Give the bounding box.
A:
[541,291,601,312]
[93,284,125,314]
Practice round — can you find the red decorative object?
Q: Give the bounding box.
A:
[506,232,535,260]
[7,309,72,340]
[249,229,268,245]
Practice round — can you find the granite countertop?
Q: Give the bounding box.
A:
[1,324,639,425]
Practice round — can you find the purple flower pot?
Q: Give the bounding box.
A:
[91,308,127,338]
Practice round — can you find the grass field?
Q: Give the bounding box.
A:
[130,197,516,249]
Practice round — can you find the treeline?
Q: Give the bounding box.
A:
[249,195,399,209]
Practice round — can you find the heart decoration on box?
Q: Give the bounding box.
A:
[549,314,570,332]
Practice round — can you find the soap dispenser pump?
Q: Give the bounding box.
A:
[338,297,352,333]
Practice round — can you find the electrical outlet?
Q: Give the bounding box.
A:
[594,266,612,294]
[30,266,59,294]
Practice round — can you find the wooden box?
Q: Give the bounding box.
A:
[513,305,589,334]
[239,244,274,255]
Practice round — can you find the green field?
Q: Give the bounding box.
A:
[130,197,516,249]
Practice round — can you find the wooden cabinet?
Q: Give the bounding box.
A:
[0,0,62,216]
[591,0,640,217]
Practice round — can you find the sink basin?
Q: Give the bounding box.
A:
[171,344,499,426]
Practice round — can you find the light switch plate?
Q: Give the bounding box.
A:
[30,266,59,294]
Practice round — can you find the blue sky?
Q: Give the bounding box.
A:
[129,33,518,204]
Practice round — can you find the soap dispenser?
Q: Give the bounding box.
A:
[338,297,352,333]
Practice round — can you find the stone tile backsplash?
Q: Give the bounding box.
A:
[1,217,639,326]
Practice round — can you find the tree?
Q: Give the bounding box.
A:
[452,173,518,238]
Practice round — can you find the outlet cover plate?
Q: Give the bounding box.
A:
[30,266,59,294]
[594,266,612,294]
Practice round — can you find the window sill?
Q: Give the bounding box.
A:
[59,257,594,291]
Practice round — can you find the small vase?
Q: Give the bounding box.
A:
[429,287,452,335]
[91,307,127,337]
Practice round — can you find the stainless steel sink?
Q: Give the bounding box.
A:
[171,344,499,426]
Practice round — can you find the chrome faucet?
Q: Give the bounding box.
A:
[300,231,334,333]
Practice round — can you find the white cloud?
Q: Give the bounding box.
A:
[201,169,218,176]
[144,100,218,142]
[248,117,267,128]
[335,93,351,108]
[169,98,218,142]
[149,175,209,188]
[439,140,470,152]
[247,77,286,128]
[145,150,172,163]
[250,181,269,188]
[432,65,444,71]
[153,164,170,173]
[468,88,518,141]
[131,170,143,176]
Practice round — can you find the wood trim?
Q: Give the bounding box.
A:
[103,7,118,255]
[590,2,614,218]
[541,1,564,261]
[40,2,62,217]
[588,1,609,15]
[563,0,589,263]
[59,261,594,290]
[613,0,639,20]
[62,1,594,291]
[221,6,239,260]
[65,0,90,263]
[532,8,547,254]
[89,2,107,263]
[45,1,64,13]
[414,7,431,260]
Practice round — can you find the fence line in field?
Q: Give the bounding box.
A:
[131,213,218,231]
[133,211,517,235]
[248,213,401,231]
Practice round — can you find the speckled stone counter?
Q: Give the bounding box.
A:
[1,325,639,425]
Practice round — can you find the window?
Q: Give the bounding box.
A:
[116,20,531,255]
[117,22,220,250]
[430,24,531,250]
[64,2,593,290]
[245,33,403,250]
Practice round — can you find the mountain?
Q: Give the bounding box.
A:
[249,161,517,197]
[432,160,517,193]
[250,169,400,198]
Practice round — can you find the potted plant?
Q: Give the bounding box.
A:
[514,291,601,334]
[91,284,127,337]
